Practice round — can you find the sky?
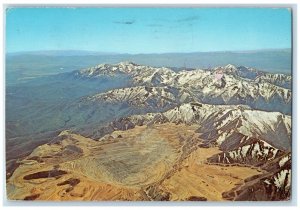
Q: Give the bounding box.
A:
[6,7,292,54]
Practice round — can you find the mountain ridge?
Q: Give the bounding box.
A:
[75,62,291,114]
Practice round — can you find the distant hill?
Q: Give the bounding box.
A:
[6,49,291,85]
[7,50,118,56]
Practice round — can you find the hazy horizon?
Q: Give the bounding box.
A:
[6,47,291,55]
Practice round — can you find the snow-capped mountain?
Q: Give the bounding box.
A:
[91,102,291,152]
[85,86,179,109]
[212,64,291,89]
[198,108,291,151]
[75,62,291,114]
[207,138,284,166]
[76,61,176,81]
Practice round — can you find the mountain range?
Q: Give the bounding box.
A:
[6,61,292,201]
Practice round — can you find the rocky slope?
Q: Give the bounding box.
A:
[221,153,291,201]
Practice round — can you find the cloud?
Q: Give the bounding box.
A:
[114,20,135,25]
[152,15,200,25]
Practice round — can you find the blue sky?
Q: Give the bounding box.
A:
[6,7,292,54]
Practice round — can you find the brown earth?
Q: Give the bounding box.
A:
[160,147,262,201]
[6,123,262,201]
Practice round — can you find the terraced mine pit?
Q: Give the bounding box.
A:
[7,123,263,201]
